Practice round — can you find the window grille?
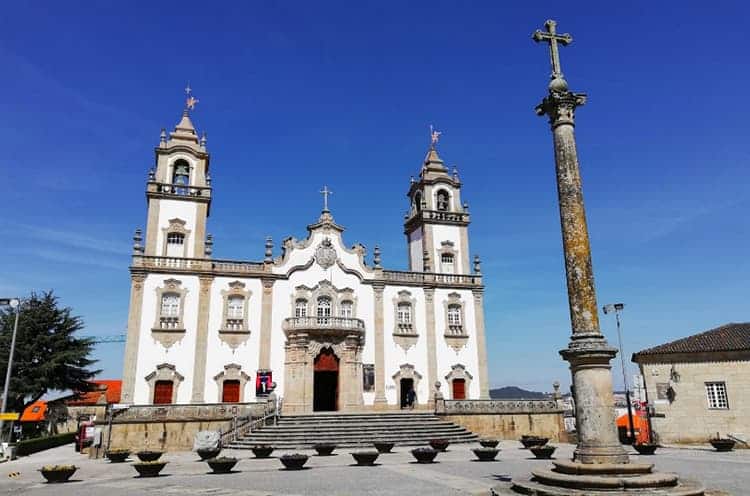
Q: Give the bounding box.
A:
[705,382,729,409]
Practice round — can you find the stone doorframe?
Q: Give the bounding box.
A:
[392,364,423,407]
[144,363,185,404]
[213,363,251,403]
[282,331,365,414]
[444,364,473,399]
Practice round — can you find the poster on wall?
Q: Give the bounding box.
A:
[256,370,273,396]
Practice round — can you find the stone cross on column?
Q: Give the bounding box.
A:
[532,19,572,83]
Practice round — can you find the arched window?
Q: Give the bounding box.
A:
[317,297,332,323]
[295,299,308,318]
[441,253,455,274]
[340,300,353,318]
[447,304,462,327]
[172,160,190,187]
[414,192,423,212]
[161,293,180,317]
[227,296,244,319]
[397,302,412,326]
[436,189,450,211]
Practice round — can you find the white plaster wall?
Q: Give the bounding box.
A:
[408,229,423,272]
[382,285,429,405]
[134,273,200,404]
[431,224,463,273]
[155,199,199,258]
[434,288,480,399]
[203,277,264,403]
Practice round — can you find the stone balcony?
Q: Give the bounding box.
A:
[282,316,365,342]
[404,208,470,230]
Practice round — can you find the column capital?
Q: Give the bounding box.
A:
[262,277,276,290]
[536,90,587,128]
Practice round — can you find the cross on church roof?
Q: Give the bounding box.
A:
[320,185,333,212]
[532,19,573,88]
[184,82,199,111]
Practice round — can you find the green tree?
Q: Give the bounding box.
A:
[0,291,100,414]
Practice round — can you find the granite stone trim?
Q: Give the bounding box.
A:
[145,363,185,404]
[122,273,147,404]
[213,363,251,403]
[190,275,214,402]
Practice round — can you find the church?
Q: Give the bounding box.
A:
[120,100,490,413]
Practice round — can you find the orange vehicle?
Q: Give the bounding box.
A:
[616,410,651,444]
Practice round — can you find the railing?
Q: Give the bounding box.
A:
[382,270,481,286]
[220,398,278,444]
[446,324,465,336]
[395,322,414,333]
[224,319,244,331]
[148,181,212,199]
[435,399,563,415]
[283,316,365,332]
[132,255,266,274]
[157,316,182,329]
[406,209,470,225]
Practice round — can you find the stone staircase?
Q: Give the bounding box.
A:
[225,411,478,449]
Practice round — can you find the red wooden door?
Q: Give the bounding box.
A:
[222,380,241,403]
[153,380,173,404]
[452,379,466,400]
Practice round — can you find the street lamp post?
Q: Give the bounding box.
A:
[0,298,20,442]
[602,302,635,445]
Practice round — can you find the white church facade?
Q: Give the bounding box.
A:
[121,105,490,413]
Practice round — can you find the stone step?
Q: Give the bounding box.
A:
[226,412,478,450]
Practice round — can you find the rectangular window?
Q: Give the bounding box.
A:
[295,300,307,318]
[397,304,412,325]
[705,382,729,409]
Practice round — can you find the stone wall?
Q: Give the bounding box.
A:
[436,399,568,442]
[95,401,273,455]
[637,358,750,445]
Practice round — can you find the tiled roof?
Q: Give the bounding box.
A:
[67,379,122,406]
[633,322,750,359]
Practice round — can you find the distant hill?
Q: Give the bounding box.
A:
[489,386,547,399]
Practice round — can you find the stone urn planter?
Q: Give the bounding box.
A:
[135,450,164,462]
[373,441,394,453]
[197,447,222,460]
[280,454,309,470]
[313,443,337,456]
[251,445,274,458]
[520,436,549,449]
[351,451,380,466]
[133,461,168,477]
[39,465,77,483]
[411,447,438,464]
[206,456,238,474]
[710,438,735,452]
[106,449,131,463]
[472,448,500,461]
[530,445,556,459]
[479,439,499,448]
[633,443,659,455]
[429,439,450,452]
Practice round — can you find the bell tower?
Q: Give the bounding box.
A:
[404,130,471,274]
[142,89,212,259]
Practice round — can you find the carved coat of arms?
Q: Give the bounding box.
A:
[315,238,337,269]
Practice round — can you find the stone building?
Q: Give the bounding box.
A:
[120,105,490,413]
[632,322,750,444]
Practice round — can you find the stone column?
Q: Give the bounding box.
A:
[372,282,388,408]
[121,273,146,404]
[190,275,214,403]
[258,278,275,370]
[283,332,309,414]
[537,84,628,464]
[424,287,438,405]
[471,288,490,399]
[343,334,365,411]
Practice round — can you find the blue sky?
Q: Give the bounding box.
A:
[1,1,748,392]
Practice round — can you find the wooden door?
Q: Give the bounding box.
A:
[153,380,173,404]
[452,379,466,400]
[222,380,241,403]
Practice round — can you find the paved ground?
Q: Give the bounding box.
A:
[0,442,745,495]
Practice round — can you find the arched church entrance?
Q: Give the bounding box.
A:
[313,348,339,411]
